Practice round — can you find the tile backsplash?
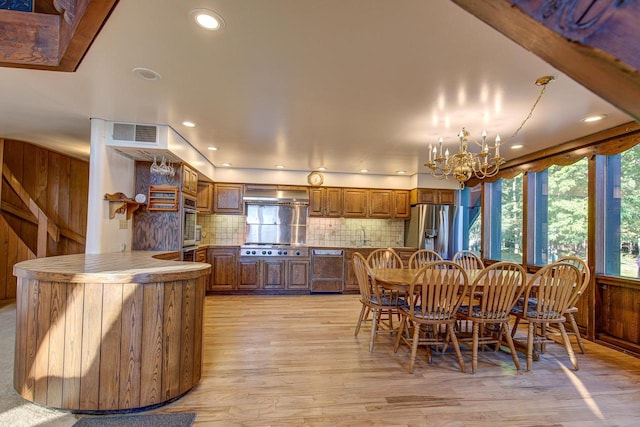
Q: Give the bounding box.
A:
[198,214,405,247]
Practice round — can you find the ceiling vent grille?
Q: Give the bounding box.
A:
[112,123,158,143]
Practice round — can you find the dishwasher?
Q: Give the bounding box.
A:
[310,249,345,293]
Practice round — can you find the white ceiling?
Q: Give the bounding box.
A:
[0,0,631,176]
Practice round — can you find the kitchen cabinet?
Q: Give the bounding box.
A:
[369,189,394,219]
[309,187,342,217]
[238,258,287,290]
[411,188,457,205]
[311,249,345,292]
[207,247,238,291]
[344,248,374,293]
[393,190,411,219]
[213,183,244,214]
[196,182,214,213]
[196,247,207,262]
[182,164,198,197]
[286,259,310,290]
[342,188,368,218]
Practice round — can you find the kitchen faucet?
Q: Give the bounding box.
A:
[359,227,368,247]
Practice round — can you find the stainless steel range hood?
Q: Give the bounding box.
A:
[243,188,309,205]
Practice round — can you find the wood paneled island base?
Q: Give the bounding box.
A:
[12,252,210,413]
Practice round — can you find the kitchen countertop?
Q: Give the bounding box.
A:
[13,251,210,283]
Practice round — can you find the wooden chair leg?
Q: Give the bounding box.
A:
[369,309,378,353]
[502,323,520,370]
[558,322,579,371]
[394,315,406,352]
[447,325,465,373]
[355,304,366,336]
[471,322,479,374]
[511,315,521,338]
[408,321,421,373]
[526,322,535,371]
[567,312,585,354]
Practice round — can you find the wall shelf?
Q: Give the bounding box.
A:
[104,192,144,219]
[148,185,179,211]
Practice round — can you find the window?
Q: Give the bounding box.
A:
[459,185,482,254]
[529,159,588,265]
[601,143,640,278]
[485,175,523,262]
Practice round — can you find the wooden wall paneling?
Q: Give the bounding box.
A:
[119,283,143,409]
[179,279,196,394]
[99,283,123,410]
[45,281,67,407]
[162,281,183,401]
[69,158,89,253]
[140,283,164,407]
[46,151,62,256]
[79,282,103,411]
[0,219,8,300]
[33,280,51,404]
[62,283,84,409]
[192,277,205,383]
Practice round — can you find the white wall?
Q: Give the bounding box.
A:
[86,118,136,254]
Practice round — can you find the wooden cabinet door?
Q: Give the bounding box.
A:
[286,259,310,290]
[308,188,324,216]
[393,190,411,219]
[207,248,237,291]
[262,259,286,289]
[343,188,368,218]
[369,189,393,218]
[196,182,213,213]
[417,188,438,204]
[213,183,244,214]
[182,165,197,197]
[325,188,343,217]
[238,259,260,290]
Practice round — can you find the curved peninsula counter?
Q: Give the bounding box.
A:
[12,251,211,413]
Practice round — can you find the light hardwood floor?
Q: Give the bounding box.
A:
[151,294,640,426]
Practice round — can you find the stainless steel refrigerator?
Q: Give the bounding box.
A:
[404,204,459,259]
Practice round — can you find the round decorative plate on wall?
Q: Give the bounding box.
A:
[307,171,324,186]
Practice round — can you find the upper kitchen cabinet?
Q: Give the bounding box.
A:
[309,187,342,217]
[197,182,214,214]
[410,188,457,205]
[213,183,245,214]
[393,190,411,219]
[368,189,393,219]
[343,188,368,218]
[182,164,198,197]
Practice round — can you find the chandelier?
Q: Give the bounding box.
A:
[424,75,555,188]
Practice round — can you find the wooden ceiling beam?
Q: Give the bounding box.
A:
[450,0,640,122]
[0,0,119,72]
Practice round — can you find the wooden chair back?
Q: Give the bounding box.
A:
[367,248,403,269]
[408,249,443,269]
[408,261,469,321]
[353,252,375,304]
[523,262,581,321]
[452,250,484,271]
[467,261,526,321]
[557,256,590,307]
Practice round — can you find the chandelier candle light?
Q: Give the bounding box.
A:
[425,75,555,188]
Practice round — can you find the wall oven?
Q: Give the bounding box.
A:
[183,196,197,248]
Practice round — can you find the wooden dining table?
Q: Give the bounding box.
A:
[372,267,484,291]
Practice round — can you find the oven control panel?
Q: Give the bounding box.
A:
[241,246,309,257]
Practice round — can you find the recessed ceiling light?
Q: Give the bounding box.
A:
[207,146,218,151]
[360,169,369,173]
[221,163,231,167]
[132,67,161,81]
[317,167,327,171]
[396,170,406,175]
[191,8,225,31]
[275,165,285,169]
[582,114,607,123]
[511,144,524,149]
[182,121,196,128]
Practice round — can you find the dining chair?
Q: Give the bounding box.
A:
[452,250,484,271]
[556,256,590,354]
[510,261,581,371]
[393,261,469,373]
[353,253,404,352]
[408,249,443,269]
[367,248,403,269]
[456,261,526,373]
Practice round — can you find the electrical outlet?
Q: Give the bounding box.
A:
[119,219,128,229]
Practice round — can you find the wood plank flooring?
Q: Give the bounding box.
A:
[149,294,640,426]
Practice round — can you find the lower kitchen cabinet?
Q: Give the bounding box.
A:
[207,247,238,291]
[344,248,373,293]
[239,258,308,290]
[287,259,310,290]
